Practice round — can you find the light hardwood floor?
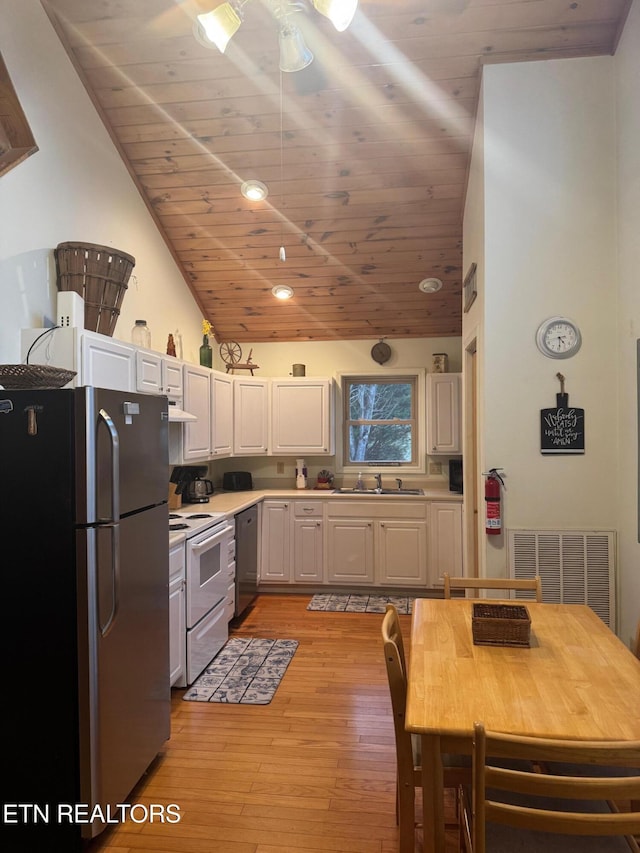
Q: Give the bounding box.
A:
[88,593,458,853]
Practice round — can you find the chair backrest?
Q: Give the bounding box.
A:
[443,572,542,602]
[470,721,640,853]
[381,605,416,782]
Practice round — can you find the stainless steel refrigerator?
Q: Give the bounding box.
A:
[1,387,170,850]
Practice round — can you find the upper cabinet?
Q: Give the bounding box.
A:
[233,376,268,455]
[135,349,183,399]
[182,363,212,461]
[21,326,135,392]
[426,373,461,455]
[270,378,335,455]
[212,370,233,458]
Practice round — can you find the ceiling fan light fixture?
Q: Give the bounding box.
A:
[312,0,358,32]
[278,21,314,72]
[195,3,242,53]
[418,277,443,293]
[241,179,268,200]
[272,284,294,300]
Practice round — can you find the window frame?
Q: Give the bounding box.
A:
[336,369,426,475]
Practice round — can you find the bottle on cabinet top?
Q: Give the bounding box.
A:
[131,320,151,349]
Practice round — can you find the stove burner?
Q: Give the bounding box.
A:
[169,523,189,531]
[169,513,181,519]
[186,513,213,519]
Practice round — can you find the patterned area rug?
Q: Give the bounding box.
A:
[183,637,298,704]
[307,593,414,614]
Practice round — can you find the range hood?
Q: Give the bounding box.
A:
[168,401,197,422]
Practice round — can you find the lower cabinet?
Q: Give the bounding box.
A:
[259,496,462,590]
[292,502,324,583]
[428,501,463,585]
[169,542,186,687]
[260,500,291,582]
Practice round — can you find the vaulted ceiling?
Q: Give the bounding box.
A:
[41,0,631,343]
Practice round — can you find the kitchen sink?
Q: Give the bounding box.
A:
[332,487,425,496]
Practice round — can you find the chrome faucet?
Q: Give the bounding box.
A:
[395,478,403,491]
[374,473,383,493]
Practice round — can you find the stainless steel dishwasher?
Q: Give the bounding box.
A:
[234,504,258,618]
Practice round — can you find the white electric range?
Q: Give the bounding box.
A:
[168,508,236,686]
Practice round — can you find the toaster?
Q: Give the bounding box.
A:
[223,471,253,491]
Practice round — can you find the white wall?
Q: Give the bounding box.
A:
[0,0,204,366]
[463,37,640,642]
[614,0,640,648]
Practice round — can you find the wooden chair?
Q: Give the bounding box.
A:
[459,721,640,853]
[381,604,468,853]
[443,572,542,602]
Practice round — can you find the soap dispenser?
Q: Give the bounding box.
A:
[356,471,364,490]
[296,458,307,489]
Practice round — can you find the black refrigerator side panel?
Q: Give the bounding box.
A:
[0,390,83,850]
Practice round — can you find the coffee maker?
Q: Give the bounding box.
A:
[173,465,214,503]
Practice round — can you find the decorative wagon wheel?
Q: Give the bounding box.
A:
[219,341,242,365]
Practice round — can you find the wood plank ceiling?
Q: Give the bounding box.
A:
[41,0,630,344]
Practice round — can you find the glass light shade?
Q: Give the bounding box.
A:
[312,0,358,32]
[241,179,268,200]
[278,22,314,72]
[272,285,294,299]
[418,277,443,293]
[196,4,242,53]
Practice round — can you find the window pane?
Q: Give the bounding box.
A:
[349,382,413,420]
[349,423,412,462]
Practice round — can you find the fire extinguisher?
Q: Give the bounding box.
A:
[483,468,505,535]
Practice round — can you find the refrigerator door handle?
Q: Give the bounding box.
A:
[98,407,121,636]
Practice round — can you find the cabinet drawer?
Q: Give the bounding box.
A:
[293,501,324,517]
[326,500,426,520]
[169,543,185,582]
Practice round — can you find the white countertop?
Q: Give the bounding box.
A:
[172,487,462,519]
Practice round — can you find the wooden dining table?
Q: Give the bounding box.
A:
[405,598,640,853]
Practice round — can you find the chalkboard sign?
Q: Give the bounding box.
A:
[540,393,584,455]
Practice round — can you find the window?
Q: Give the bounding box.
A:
[341,372,423,469]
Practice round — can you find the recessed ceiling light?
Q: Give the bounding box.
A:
[241,180,268,201]
[272,285,294,300]
[418,277,443,293]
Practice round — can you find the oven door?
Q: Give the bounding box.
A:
[185,522,233,629]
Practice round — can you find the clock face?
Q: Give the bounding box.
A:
[371,341,391,364]
[536,317,582,359]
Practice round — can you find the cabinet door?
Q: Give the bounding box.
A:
[212,371,233,457]
[260,501,291,582]
[377,520,427,586]
[326,519,374,585]
[135,349,162,394]
[293,517,324,583]
[234,377,268,455]
[162,357,183,398]
[271,379,334,454]
[169,544,186,687]
[183,363,212,460]
[426,373,461,454]
[428,501,463,586]
[81,332,135,391]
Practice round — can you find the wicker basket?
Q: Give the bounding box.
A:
[0,364,76,390]
[55,242,135,336]
[472,603,531,647]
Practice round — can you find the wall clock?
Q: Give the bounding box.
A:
[371,340,391,364]
[535,316,582,359]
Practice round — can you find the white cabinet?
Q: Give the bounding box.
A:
[212,370,233,458]
[326,500,427,587]
[260,500,291,582]
[377,519,427,586]
[135,350,184,399]
[270,378,335,455]
[182,363,212,461]
[292,501,324,583]
[326,518,375,585]
[428,501,463,585]
[21,327,135,392]
[169,543,186,688]
[426,373,461,454]
[234,377,268,455]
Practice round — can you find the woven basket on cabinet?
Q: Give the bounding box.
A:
[54,241,135,336]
